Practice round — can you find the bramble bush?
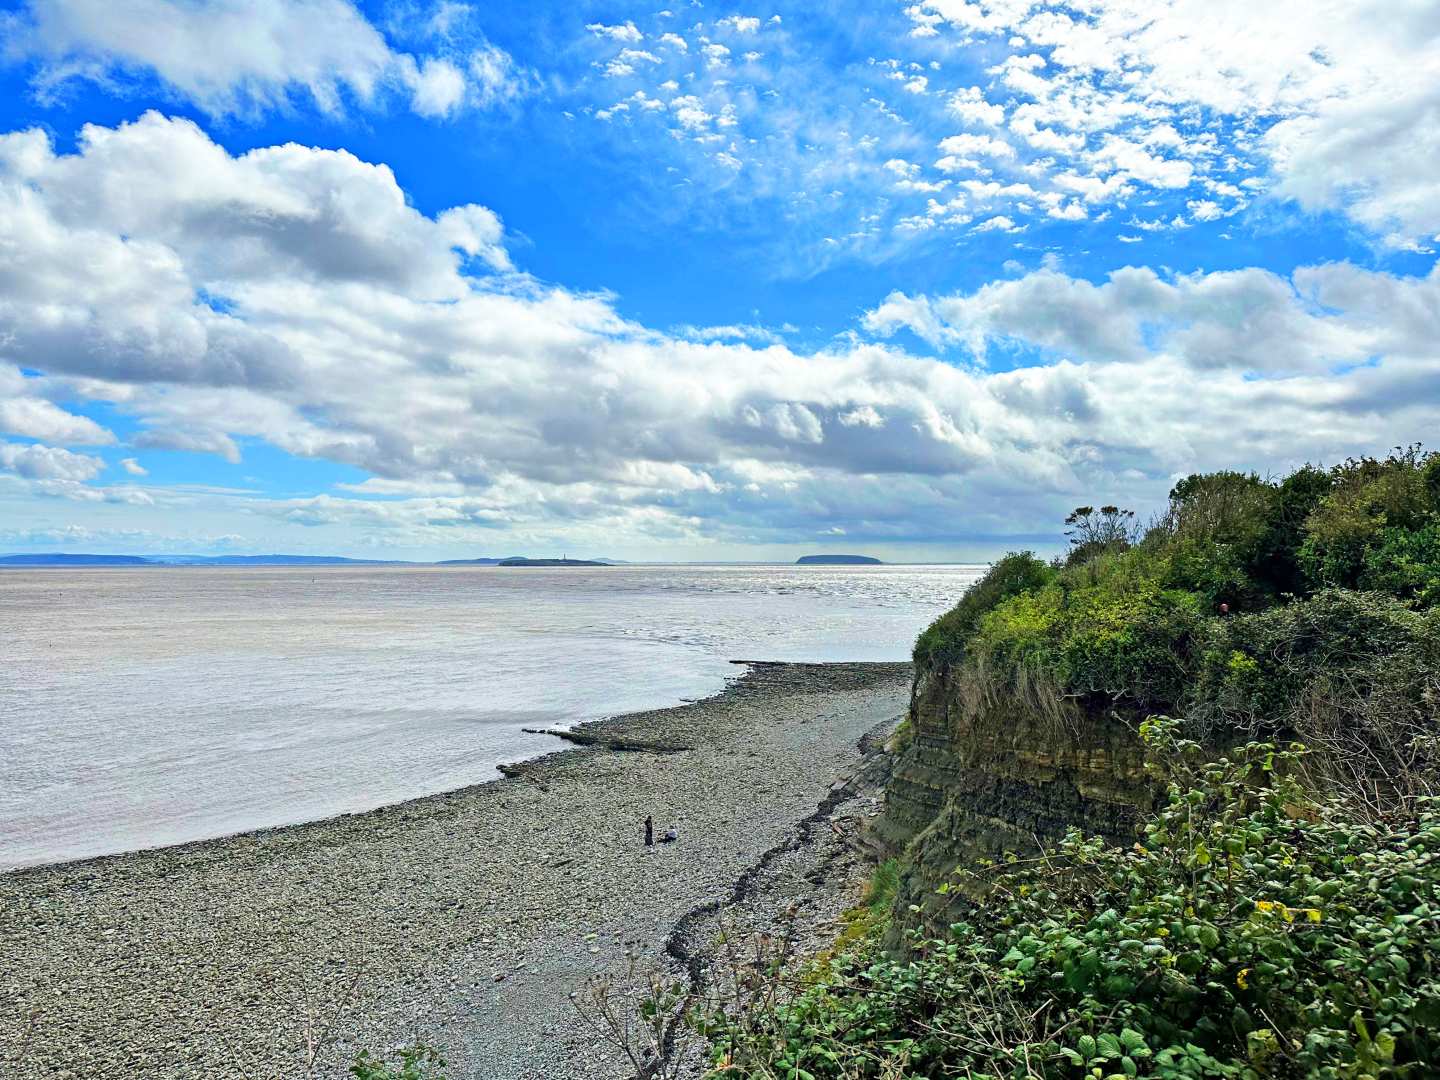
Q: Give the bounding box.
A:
[1190,591,1440,803]
[1191,590,1440,732]
[700,722,1440,1079]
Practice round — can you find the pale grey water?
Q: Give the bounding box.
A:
[0,563,983,869]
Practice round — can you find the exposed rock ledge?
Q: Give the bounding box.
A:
[873,663,1157,935]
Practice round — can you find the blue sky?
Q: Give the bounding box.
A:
[1,0,1438,560]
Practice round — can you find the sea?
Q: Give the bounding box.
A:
[0,563,984,869]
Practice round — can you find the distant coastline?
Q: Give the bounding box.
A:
[0,552,991,569]
[0,553,619,568]
[0,553,400,567]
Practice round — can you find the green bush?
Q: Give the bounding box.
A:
[914,552,1054,668]
[1143,471,1274,612]
[1300,448,1438,590]
[968,552,1206,713]
[1248,465,1333,599]
[1358,525,1440,608]
[701,726,1440,1079]
[1191,589,1440,732]
[1188,592,1440,796]
[1161,532,1263,613]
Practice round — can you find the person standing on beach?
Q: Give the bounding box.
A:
[644,815,654,847]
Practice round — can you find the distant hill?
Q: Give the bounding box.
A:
[0,553,152,566]
[498,557,607,567]
[0,553,402,567]
[796,554,883,565]
[154,555,400,566]
[2,552,618,568]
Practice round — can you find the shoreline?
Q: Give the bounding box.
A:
[0,662,741,879]
[0,660,911,1080]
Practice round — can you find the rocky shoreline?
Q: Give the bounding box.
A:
[0,661,911,1080]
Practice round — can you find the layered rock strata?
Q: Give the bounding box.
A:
[874,663,1157,934]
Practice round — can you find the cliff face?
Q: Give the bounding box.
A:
[873,661,1158,935]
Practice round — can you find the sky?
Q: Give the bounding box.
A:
[0,0,1438,562]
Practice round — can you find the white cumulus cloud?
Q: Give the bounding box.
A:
[5,0,530,119]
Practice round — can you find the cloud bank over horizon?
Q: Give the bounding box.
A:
[0,1,1437,559]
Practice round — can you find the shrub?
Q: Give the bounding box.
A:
[1358,524,1440,608]
[1163,471,1274,546]
[702,726,1440,1079]
[1300,447,1438,590]
[914,552,1054,668]
[1248,464,1332,599]
[967,552,1207,713]
[1191,590,1437,727]
[1189,591,1440,800]
[1154,471,1277,611]
[1160,533,1261,614]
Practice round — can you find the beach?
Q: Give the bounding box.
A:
[0,661,911,1079]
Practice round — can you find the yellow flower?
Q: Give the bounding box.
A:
[1237,968,1251,989]
[1254,900,1296,921]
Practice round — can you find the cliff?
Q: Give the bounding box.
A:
[873,662,1157,935]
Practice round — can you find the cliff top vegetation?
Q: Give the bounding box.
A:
[915,447,1440,798]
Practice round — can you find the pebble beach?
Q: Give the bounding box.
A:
[0,661,911,1080]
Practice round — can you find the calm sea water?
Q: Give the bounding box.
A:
[0,563,983,869]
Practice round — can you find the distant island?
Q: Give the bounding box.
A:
[796,554,883,565]
[497,557,606,567]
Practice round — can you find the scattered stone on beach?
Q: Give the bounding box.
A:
[0,661,910,1080]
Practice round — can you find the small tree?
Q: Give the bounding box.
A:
[1064,505,1137,564]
